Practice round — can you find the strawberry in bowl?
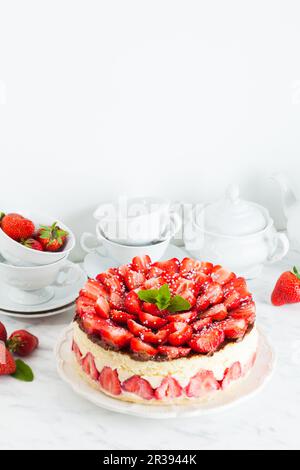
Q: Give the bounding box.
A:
[0,211,75,266]
[71,256,258,404]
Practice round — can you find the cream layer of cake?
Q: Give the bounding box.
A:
[72,321,258,403]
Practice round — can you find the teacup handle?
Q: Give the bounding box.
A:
[53,264,80,287]
[267,232,289,264]
[80,232,107,256]
[169,211,182,236]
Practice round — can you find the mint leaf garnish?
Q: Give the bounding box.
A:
[156,284,171,310]
[168,295,191,313]
[138,289,160,304]
[11,359,34,382]
[138,283,191,313]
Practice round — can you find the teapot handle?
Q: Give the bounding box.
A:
[267,232,289,264]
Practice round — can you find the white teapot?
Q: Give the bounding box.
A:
[184,184,289,279]
[273,173,300,252]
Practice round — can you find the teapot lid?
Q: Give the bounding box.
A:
[202,184,267,236]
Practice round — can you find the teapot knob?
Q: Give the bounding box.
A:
[226,184,240,204]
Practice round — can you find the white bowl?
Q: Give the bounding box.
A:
[0,254,79,305]
[80,227,171,265]
[0,211,75,266]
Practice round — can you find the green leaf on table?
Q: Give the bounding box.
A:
[11,359,34,382]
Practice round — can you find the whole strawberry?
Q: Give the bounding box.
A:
[36,222,68,252]
[21,238,44,251]
[0,342,16,375]
[7,330,39,357]
[1,213,35,241]
[0,321,7,343]
[271,266,300,306]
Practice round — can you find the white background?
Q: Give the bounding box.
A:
[0,0,299,260]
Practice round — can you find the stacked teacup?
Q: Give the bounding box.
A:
[0,211,76,306]
[81,197,181,264]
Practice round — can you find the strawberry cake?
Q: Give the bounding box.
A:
[72,256,257,404]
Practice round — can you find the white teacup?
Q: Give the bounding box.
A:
[0,255,79,305]
[93,197,180,246]
[80,228,172,265]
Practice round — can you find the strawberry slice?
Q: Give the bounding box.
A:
[109,291,125,310]
[81,279,109,301]
[195,294,210,311]
[199,261,214,275]
[168,322,192,346]
[179,257,202,278]
[200,303,228,321]
[155,376,183,399]
[95,296,110,319]
[196,282,223,310]
[157,345,191,359]
[130,337,158,358]
[224,277,251,310]
[124,291,141,314]
[99,366,122,395]
[221,361,242,389]
[81,352,99,381]
[123,268,145,290]
[189,327,225,354]
[179,258,214,277]
[98,321,133,349]
[192,317,212,332]
[142,302,167,316]
[230,301,256,324]
[110,309,135,325]
[143,276,165,290]
[132,255,151,273]
[219,318,248,339]
[211,265,235,285]
[185,370,220,397]
[76,296,96,317]
[223,291,241,310]
[147,266,164,278]
[167,310,198,323]
[152,258,180,276]
[173,278,197,305]
[97,271,124,293]
[138,311,168,329]
[122,375,154,400]
[141,329,170,344]
[72,340,82,362]
[127,319,149,336]
[81,311,108,335]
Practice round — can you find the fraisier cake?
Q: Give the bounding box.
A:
[72,256,258,404]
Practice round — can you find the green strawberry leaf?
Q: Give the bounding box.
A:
[293,266,300,280]
[168,295,191,313]
[138,288,159,304]
[11,359,34,382]
[156,284,171,310]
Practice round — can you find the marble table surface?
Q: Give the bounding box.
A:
[1,252,300,450]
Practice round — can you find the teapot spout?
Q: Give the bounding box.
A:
[271,173,297,217]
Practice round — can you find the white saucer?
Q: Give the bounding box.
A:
[0,302,76,319]
[56,324,275,419]
[0,262,87,315]
[83,243,189,279]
